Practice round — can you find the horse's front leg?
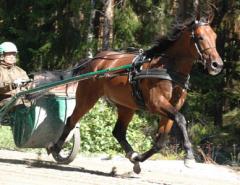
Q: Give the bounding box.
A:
[47,117,74,154]
[48,81,102,154]
[134,117,172,162]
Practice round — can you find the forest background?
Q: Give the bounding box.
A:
[0,0,239,163]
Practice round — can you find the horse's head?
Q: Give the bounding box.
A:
[190,21,223,75]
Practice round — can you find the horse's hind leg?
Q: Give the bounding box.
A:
[112,105,141,173]
[135,88,195,165]
[136,105,194,164]
[112,105,135,155]
[49,80,102,154]
[132,117,172,162]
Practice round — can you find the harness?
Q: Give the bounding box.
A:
[129,53,190,109]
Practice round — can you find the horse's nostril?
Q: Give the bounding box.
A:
[211,61,218,68]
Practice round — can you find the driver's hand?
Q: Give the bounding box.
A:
[13,79,23,87]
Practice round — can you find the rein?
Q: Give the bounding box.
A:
[72,52,140,76]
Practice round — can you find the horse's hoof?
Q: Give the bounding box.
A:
[46,147,51,155]
[47,143,61,155]
[184,158,196,168]
[133,162,141,174]
[46,142,54,155]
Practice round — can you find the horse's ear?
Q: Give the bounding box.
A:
[206,13,214,23]
[194,0,215,24]
[196,12,200,22]
[194,0,200,21]
[206,4,215,23]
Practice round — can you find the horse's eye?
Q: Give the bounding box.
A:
[198,36,204,41]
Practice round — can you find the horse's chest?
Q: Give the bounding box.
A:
[143,79,174,101]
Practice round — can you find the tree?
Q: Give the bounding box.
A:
[102,0,114,50]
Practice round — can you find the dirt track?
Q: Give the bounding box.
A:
[0,149,239,185]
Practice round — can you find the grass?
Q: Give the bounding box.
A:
[0,126,16,150]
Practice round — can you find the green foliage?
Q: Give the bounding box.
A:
[223,108,240,128]
[0,126,15,150]
[113,6,142,49]
[80,99,119,153]
[80,99,152,153]
[152,147,185,160]
[189,122,216,145]
[0,0,176,68]
[0,0,90,71]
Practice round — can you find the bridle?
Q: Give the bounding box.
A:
[191,21,216,68]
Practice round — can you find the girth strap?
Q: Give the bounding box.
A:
[134,68,190,89]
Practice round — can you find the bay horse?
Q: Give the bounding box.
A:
[49,19,223,173]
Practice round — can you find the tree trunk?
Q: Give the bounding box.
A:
[87,0,96,58]
[102,0,114,50]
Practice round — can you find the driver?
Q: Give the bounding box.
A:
[0,41,29,104]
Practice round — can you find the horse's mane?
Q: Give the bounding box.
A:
[145,0,214,58]
[154,27,184,52]
[145,18,195,58]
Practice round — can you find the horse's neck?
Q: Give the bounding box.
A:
[168,31,195,56]
[164,33,195,75]
[149,57,194,75]
[172,58,194,75]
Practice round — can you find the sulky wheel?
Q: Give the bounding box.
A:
[52,124,80,164]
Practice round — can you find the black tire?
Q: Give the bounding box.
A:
[52,125,80,164]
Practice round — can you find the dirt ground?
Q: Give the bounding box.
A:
[0,149,239,185]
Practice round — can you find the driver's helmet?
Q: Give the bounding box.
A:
[0,42,18,54]
[0,45,3,55]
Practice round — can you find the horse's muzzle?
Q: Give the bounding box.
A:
[208,58,223,75]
